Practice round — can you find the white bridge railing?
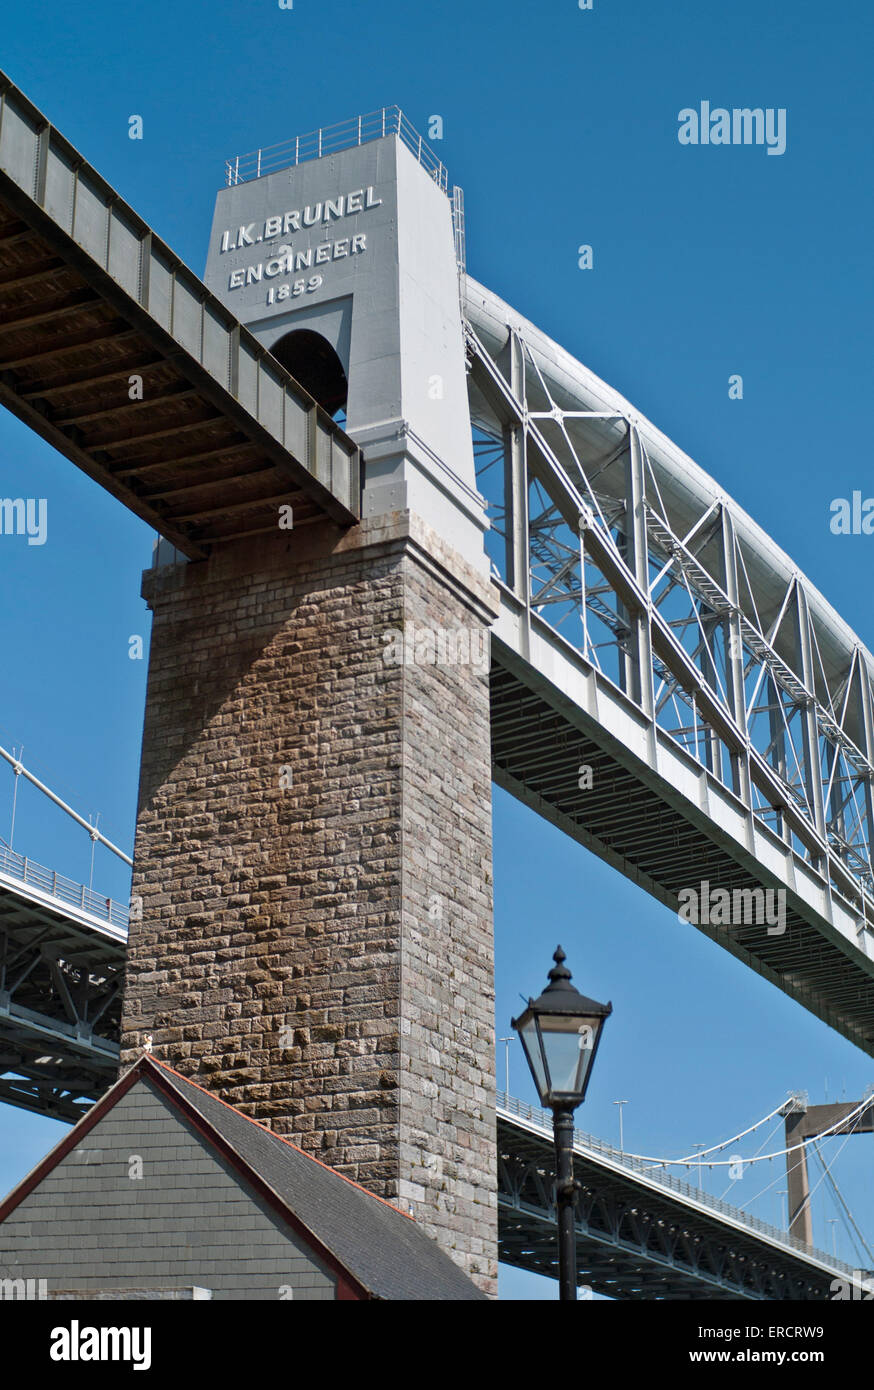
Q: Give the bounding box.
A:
[497,1090,864,1282]
[225,107,448,189]
[0,842,129,932]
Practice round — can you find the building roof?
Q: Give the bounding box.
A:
[0,1055,487,1301]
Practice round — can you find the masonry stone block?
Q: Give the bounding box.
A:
[120,513,499,1294]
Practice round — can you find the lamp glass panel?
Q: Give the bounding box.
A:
[518,1014,549,1101]
[540,1014,598,1098]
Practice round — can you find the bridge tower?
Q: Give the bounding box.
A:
[782,1092,874,1247]
[119,118,499,1292]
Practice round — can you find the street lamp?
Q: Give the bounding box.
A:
[828,1218,839,1258]
[498,1036,515,1097]
[512,945,612,1301]
[613,1099,628,1153]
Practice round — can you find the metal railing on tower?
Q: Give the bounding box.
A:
[225,108,449,189]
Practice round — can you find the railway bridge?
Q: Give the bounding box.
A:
[1,71,873,1295]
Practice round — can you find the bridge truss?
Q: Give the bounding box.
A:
[464,277,874,1054]
[0,843,124,1121]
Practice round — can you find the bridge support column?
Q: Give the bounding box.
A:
[786,1135,813,1246]
[784,1101,814,1246]
[120,512,499,1294]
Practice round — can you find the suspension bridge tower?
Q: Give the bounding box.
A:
[118,116,499,1292]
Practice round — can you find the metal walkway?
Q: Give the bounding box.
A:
[498,1093,865,1300]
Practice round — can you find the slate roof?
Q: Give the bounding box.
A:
[0,1055,487,1302]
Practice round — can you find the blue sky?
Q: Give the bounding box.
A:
[1,0,873,1299]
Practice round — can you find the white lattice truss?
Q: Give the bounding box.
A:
[463,275,874,1052]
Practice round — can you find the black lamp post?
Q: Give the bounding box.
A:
[512,946,612,1301]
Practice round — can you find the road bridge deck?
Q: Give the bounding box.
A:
[0,846,125,1121]
[498,1093,864,1300]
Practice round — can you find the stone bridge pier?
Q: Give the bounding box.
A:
[120,124,499,1293]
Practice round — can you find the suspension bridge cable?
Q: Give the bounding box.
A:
[789,1129,859,1238]
[810,1134,874,1266]
[744,1140,812,1211]
[717,1113,786,1202]
[631,1094,874,1168]
[636,1097,791,1169]
[738,1105,874,1248]
[816,1162,856,1263]
[0,721,98,809]
[0,742,133,866]
[814,1149,869,1269]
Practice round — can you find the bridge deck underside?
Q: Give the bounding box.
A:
[0,888,122,1122]
[0,182,354,558]
[498,1118,837,1300]
[490,656,874,1053]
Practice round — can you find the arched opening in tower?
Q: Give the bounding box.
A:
[270,329,348,422]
